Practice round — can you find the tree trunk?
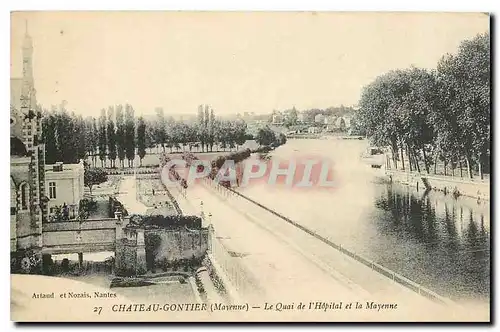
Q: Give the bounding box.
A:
[401,148,405,171]
[422,148,430,174]
[444,159,447,176]
[478,154,483,180]
[408,148,413,172]
[391,146,398,169]
[459,160,463,178]
[433,153,438,174]
[465,154,473,179]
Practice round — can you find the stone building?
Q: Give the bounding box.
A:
[10,25,48,269]
[45,161,85,220]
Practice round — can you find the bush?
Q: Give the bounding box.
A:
[128,214,203,229]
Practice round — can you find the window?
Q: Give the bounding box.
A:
[49,182,56,199]
[11,207,16,215]
[49,207,54,214]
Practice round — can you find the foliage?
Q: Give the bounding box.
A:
[145,233,162,272]
[356,33,490,178]
[136,116,147,166]
[256,126,276,146]
[42,103,252,167]
[84,167,108,195]
[107,107,117,167]
[78,198,96,221]
[108,196,128,218]
[128,214,203,229]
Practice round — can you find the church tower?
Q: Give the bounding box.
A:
[11,21,47,273]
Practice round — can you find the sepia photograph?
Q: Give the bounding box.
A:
[9,11,490,322]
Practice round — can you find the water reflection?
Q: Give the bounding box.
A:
[370,182,490,302]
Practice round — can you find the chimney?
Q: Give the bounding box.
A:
[53,162,63,172]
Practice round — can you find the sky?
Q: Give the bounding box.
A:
[10,11,489,118]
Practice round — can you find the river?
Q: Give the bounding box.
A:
[238,138,490,304]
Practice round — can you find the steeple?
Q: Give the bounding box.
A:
[22,19,34,88]
[22,20,33,51]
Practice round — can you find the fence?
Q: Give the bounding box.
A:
[208,226,265,301]
[202,178,457,307]
[106,168,159,176]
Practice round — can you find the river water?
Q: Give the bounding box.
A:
[238,138,490,303]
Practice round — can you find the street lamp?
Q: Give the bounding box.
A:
[208,212,212,225]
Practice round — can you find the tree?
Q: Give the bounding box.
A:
[137,116,146,166]
[207,108,216,151]
[107,106,117,168]
[78,198,92,221]
[284,107,298,127]
[42,110,58,164]
[84,167,108,196]
[435,33,490,179]
[75,115,87,162]
[197,105,207,152]
[154,107,166,152]
[115,105,126,168]
[91,117,99,166]
[98,109,107,167]
[124,104,136,167]
[256,126,276,147]
[357,32,490,179]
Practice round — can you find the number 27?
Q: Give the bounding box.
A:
[93,307,103,315]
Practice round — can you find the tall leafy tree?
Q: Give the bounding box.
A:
[107,106,117,168]
[98,109,107,167]
[124,104,136,167]
[197,105,206,152]
[137,116,146,166]
[115,104,126,168]
[154,107,166,152]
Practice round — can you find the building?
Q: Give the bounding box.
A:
[10,24,48,264]
[308,126,321,134]
[314,113,326,124]
[271,111,284,125]
[45,161,85,220]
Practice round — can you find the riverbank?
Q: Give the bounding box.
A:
[385,169,490,201]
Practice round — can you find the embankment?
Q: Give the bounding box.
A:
[385,170,489,201]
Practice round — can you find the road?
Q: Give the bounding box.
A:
[169,182,360,303]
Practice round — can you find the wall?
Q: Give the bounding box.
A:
[386,170,490,201]
[148,228,209,263]
[114,226,147,276]
[11,156,42,253]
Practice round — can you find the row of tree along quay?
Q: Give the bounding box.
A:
[356,33,490,180]
[42,104,252,168]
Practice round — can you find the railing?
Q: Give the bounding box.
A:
[208,228,265,300]
[159,170,183,216]
[202,178,458,307]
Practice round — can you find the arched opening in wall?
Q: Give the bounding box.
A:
[19,182,29,210]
